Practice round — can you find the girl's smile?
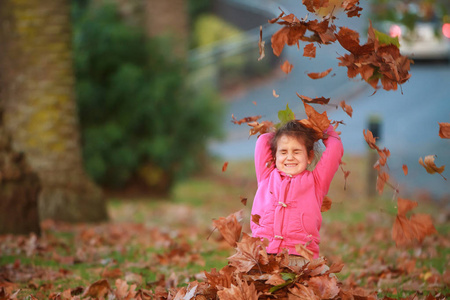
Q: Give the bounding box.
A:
[275,135,312,176]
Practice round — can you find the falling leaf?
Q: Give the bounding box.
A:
[303,43,316,58]
[212,211,243,247]
[240,196,247,206]
[271,25,308,57]
[258,26,265,61]
[251,214,261,226]
[248,120,275,137]
[252,101,257,106]
[268,10,285,24]
[321,196,332,212]
[419,155,446,180]
[297,93,331,105]
[307,68,333,79]
[392,198,437,247]
[376,172,389,195]
[402,165,408,176]
[231,115,262,125]
[281,60,294,74]
[339,100,353,117]
[376,148,390,167]
[340,163,351,190]
[439,122,450,139]
[336,22,411,91]
[299,102,331,139]
[363,129,378,150]
[222,162,229,172]
[272,89,279,98]
[278,103,295,124]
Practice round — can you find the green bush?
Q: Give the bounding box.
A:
[73,3,223,189]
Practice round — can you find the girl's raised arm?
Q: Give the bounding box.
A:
[254,133,275,184]
[313,125,344,197]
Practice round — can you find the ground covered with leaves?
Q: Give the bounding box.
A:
[0,158,449,299]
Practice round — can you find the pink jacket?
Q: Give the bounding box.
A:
[250,126,343,258]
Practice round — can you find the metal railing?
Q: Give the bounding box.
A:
[187,0,288,89]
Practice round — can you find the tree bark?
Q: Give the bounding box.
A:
[0,125,41,235]
[0,0,108,223]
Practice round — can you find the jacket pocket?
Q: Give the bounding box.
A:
[301,213,320,243]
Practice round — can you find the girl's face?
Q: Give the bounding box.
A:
[275,135,311,176]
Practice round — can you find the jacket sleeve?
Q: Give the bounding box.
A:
[313,125,344,198]
[254,133,275,184]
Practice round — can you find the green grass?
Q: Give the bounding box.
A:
[1,156,448,298]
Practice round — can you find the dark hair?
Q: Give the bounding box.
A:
[270,120,320,160]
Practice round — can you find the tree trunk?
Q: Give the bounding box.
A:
[0,125,41,235]
[0,0,108,223]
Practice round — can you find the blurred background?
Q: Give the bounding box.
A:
[0,0,449,235]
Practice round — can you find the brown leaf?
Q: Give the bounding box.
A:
[258,26,265,61]
[231,115,262,125]
[297,93,331,105]
[303,43,316,58]
[307,68,333,79]
[363,129,378,150]
[419,155,447,180]
[302,0,331,13]
[217,277,258,300]
[376,148,390,167]
[439,122,450,138]
[228,233,269,273]
[212,211,243,247]
[321,196,332,212]
[397,197,418,216]
[248,121,275,137]
[376,172,389,195]
[281,60,294,74]
[308,275,339,299]
[392,198,437,247]
[299,102,331,138]
[251,214,261,226]
[204,267,233,289]
[101,268,123,279]
[222,162,229,172]
[82,279,111,299]
[268,11,285,24]
[289,283,319,299]
[240,196,247,206]
[402,164,408,176]
[327,261,345,274]
[294,243,314,261]
[265,273,285,286]
[115,278,137,300]
[271,25,307,56]
[339,100,353,117]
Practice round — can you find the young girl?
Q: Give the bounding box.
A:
[250,120,343,265]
